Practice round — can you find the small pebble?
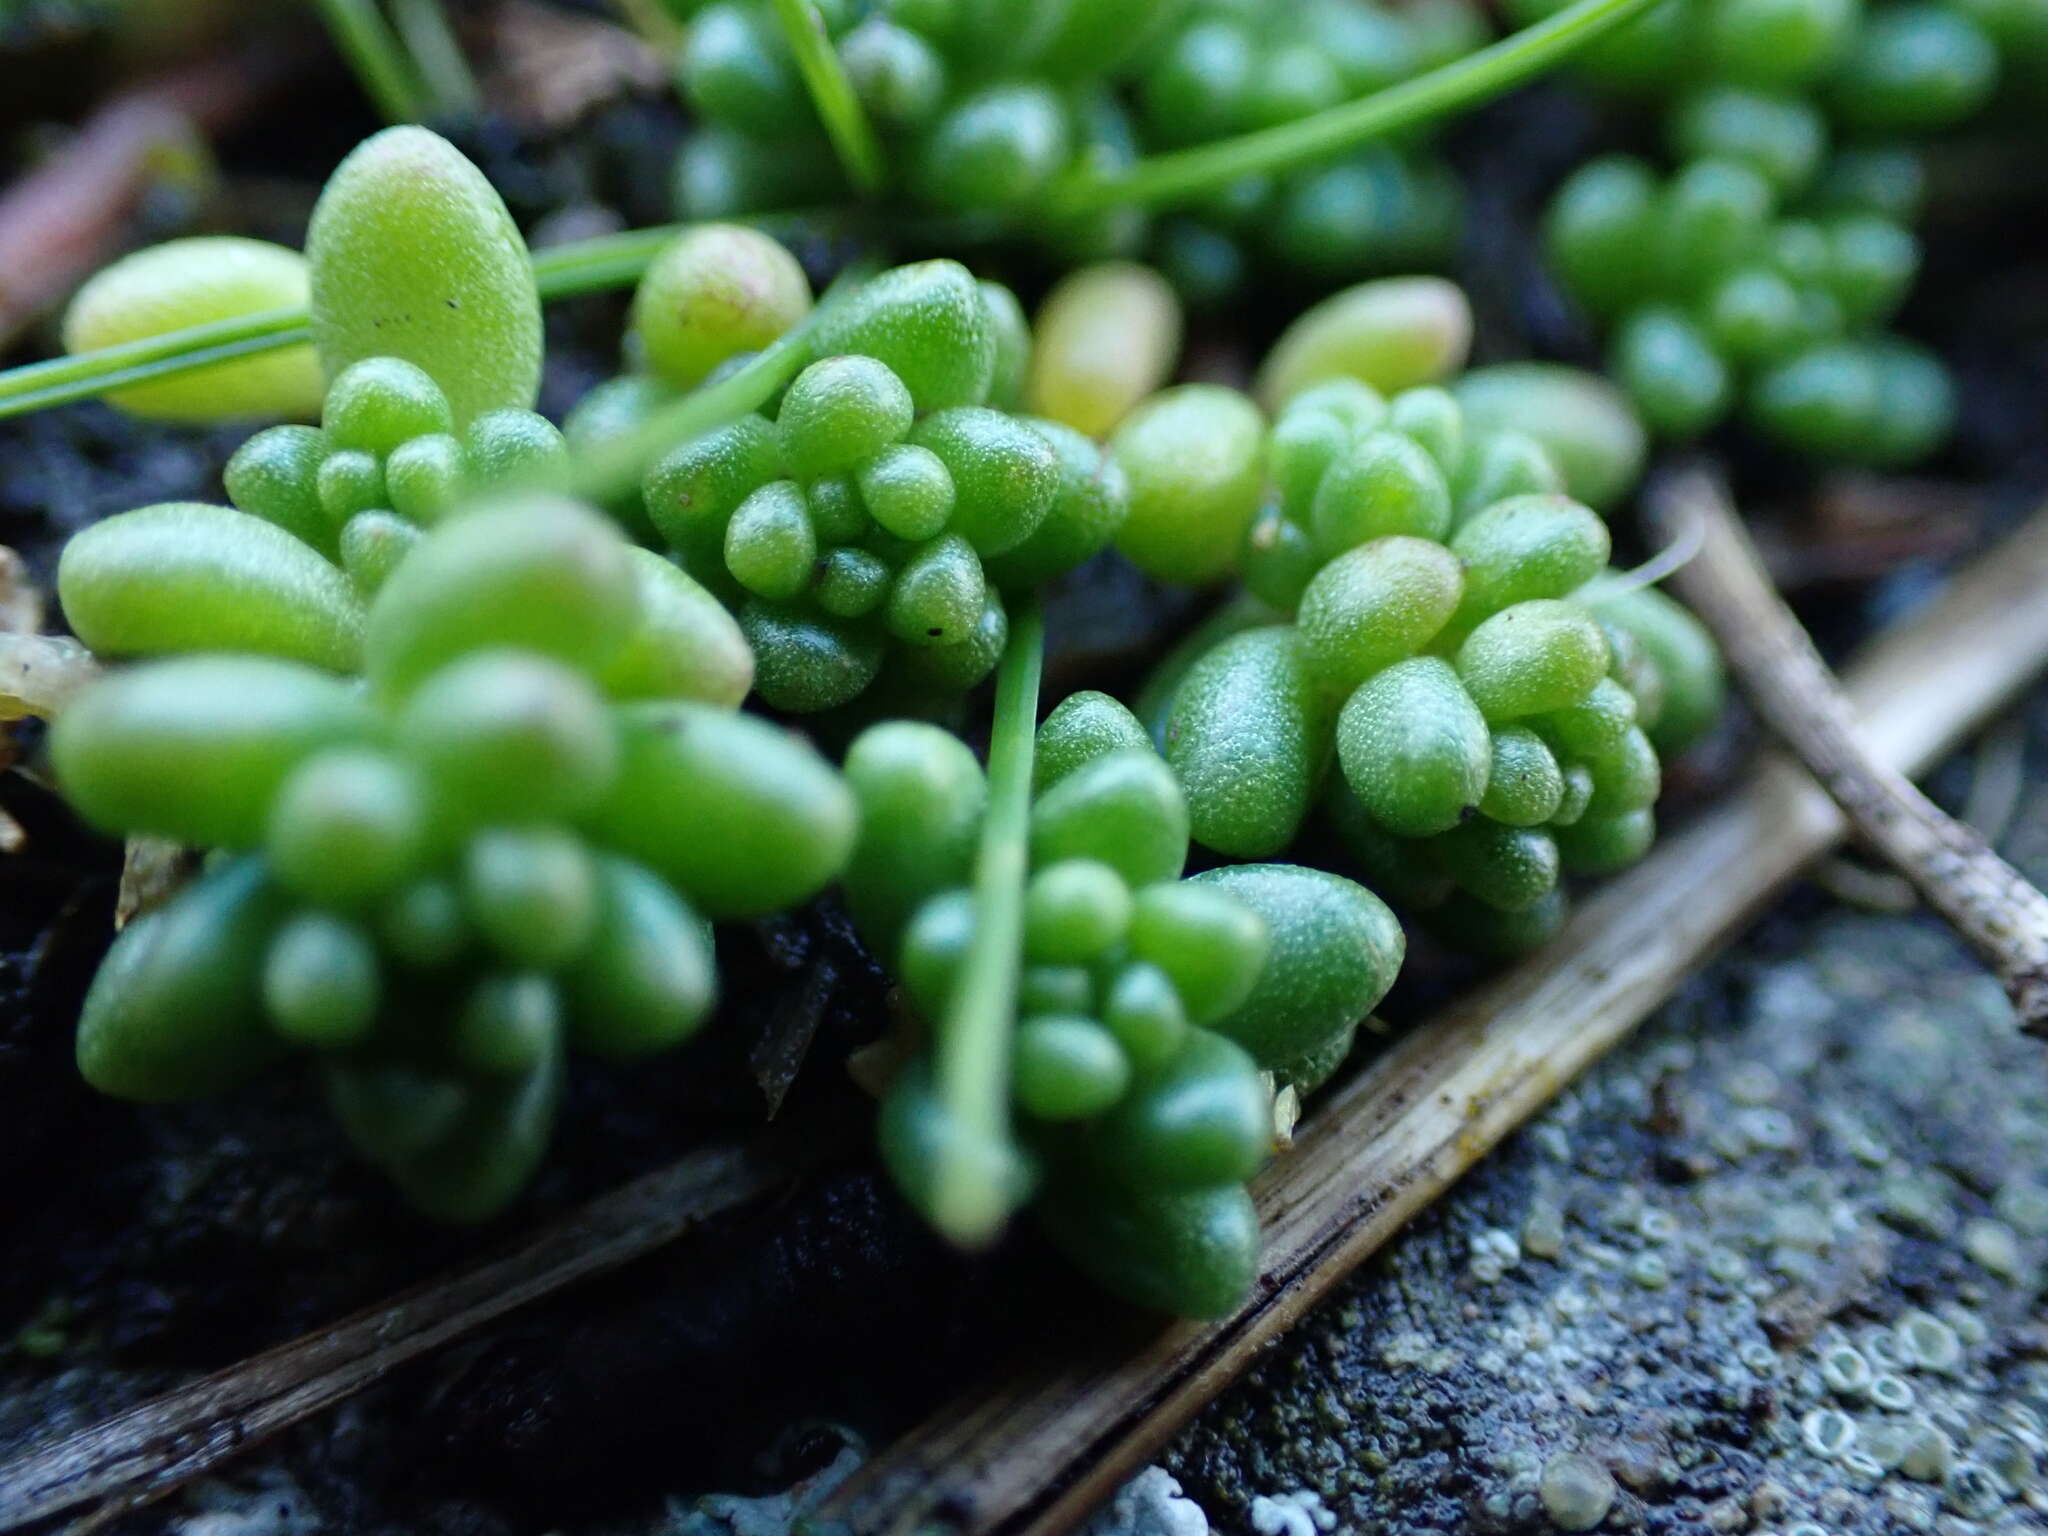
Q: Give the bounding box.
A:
[1826,1110,1890,1166]
[174,1471,321,1536]
[1539,1453,1616,1532]
[1249,1490,1334,1536]
[1709,1122,1753,1162]
[1091,1467,1209,1536]
[1753,963,1833,1030]
[1474,1227,1521,1265]
[1379,1331,1432,1367]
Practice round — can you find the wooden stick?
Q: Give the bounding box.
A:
[1650,463,2048,1036]
[0,1126,839,1531]
[827,499,2048,1536]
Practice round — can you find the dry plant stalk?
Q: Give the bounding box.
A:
[0,633,100,721]
[114,838,197,929]
[1650,464,2048,1035]
[827,497,2048,1536]
[0,1127,840,1531]
[0,46,293,347]
[0,548,44,635]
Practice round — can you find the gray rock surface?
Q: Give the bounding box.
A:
[1149,715,2048,1534]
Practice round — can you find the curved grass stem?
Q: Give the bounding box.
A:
[528,222,685,298]
[0,224,696,423]
[0,311,312,418]
[768,0,887,195]
[928,597,1044,1246]
[1043,0,1667,217]
[390,0,482,118]
[315,0,428,124]
[567,262,874,504]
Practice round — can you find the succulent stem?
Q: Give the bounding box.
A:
[929,596,1043,1246]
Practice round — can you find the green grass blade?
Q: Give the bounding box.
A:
[315,0,429,124]
[768,0,887,195]
[1044,0,1667,216]
[566,261,876,504]
[389,0,483,118]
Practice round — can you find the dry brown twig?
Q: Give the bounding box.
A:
[1649,463,2048,1036]
[827,494,2048,1536]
